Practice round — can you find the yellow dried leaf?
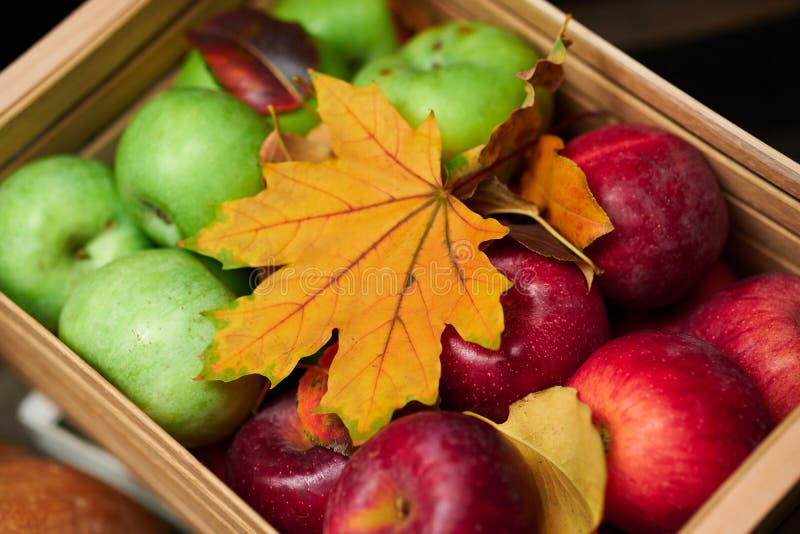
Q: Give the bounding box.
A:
[469,386,606,534]
[520,135,613,249]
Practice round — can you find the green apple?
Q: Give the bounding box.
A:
[0,156,150,331]
[172,50,222,91]
[272,0,398,71]
[352,20,554,160]
[58,248,264,447]
[115,88,268,247]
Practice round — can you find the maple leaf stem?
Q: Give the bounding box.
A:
[267,105,293,161]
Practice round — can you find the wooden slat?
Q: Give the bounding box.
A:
[0,0,194,168]
[726,232,800,278]
[0,294,276,534]
[0,0,241,177]
[726,195,800,274]
[681,406,800,533]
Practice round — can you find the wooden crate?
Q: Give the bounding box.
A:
[1,0,798,532]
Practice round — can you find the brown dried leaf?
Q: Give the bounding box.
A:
[259,130,331,164]
[468,178,599,287]
[517,15,572,108]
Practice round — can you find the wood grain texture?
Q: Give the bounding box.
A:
[681,405,800,534]
[0,446,170,533]
[0,0,241,177]
[0,0,194,168]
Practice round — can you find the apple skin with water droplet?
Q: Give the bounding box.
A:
[567,331,770,534]
[227,390,348,534]
[440,239,609,423]
[115,88,268,247]
[562,123,729,310]
[324,410,541,534]
[0,155,150,331]
[685,271,800,425]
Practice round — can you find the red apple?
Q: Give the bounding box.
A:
[610,259,738,336]
[685,272,800,424]
[323,410,540,533]
[226,390,348,534]
[440,239,609,422]
[190,441,228,482]
[567,331,770,534]
[562,123,729,310]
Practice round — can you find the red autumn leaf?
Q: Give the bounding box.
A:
[297,344,353,455]
[187,7,318,113]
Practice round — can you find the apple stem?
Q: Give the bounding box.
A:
[394,495,412,520]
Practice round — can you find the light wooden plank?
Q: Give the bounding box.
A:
[0,0,240,177]
[681,406,800,533]
[0,294,276,534]
[726,195,800,272]
[726,232,800,277]
[0,0,193,167]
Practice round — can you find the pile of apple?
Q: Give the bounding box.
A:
[1,1,798,533]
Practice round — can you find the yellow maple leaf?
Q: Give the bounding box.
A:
[520,134,613,249]
[184,72,511,443]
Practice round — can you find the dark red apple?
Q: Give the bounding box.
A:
[562,123,729,310]
[190,440,228,482]
[567,331,770,533]
[323,410,540,534]
[226,390,348,534]
[440,239,609,422]
[685,272,800,424]
[610,259,738,336]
